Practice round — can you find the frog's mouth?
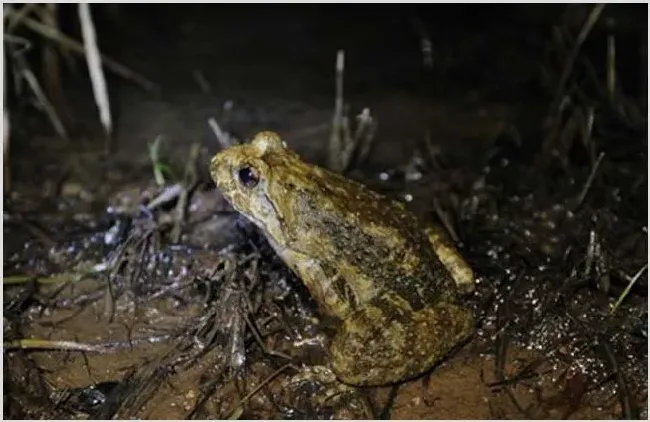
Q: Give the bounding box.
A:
[234,190,287,245]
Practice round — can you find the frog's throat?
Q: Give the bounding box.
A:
[229,189,288,244]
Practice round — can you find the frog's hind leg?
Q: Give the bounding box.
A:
[425,225,475,294]
[329,297,474,387]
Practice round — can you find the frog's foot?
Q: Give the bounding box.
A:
[284,365,356,402]
[281,365,370,418]
[330,299,475,387]
[425,225,475,294]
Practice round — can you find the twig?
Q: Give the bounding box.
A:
[79,3,113,152]
[572,152,605,210]
[609,263,647,317]
[94,334,173,351]
[4,338,107,353]
[146,183,183,211]
[4,8,158,93]
[225,363,295,419]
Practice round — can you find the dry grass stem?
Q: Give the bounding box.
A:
[412,17,434,69]
[606,33,616,101]
[550,4,606,115]
[582,107,596,164]
[609,263,648,317]
[327,51,377,173]
[573,152,605,210]
[147,183,183,212]
[21,67,68,140]
[172,142,201,243]
[3,89,10,194]
[4,7,158,93]
[4,338,108,353]
[79,3,113,152]
[4,4,38,32]
[353,108,377,166]
[208,117,234,149]
[79,3,113,153]
[329,49,345,171]
[4,35,31,97]
[433,199,459,243]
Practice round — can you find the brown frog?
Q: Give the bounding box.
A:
[209,131,475,387]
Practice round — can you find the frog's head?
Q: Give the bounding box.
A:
[209,131,293,243]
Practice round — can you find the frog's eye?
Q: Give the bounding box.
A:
[236,165,260,188]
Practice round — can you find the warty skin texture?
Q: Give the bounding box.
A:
[210,131,475,386]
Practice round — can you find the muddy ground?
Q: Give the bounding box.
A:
[3,4,648,420]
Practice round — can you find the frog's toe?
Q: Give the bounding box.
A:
[330,334,402,386]
[280,365,370,418]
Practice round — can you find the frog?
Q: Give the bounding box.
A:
[209,131,475,387]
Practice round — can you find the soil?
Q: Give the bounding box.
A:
[3,4,648,420]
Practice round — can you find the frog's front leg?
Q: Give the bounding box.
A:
[329,294,474,386]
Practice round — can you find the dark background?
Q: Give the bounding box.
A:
[7,4,647,168]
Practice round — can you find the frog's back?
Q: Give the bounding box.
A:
[266,154,457,313]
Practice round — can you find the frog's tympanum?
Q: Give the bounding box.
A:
[210,131,475,387]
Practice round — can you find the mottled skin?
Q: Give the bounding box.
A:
[210,131,475,386]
